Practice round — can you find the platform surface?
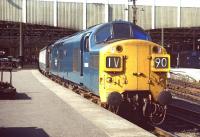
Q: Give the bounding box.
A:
[171,68,200,81]
[0,69,155,137]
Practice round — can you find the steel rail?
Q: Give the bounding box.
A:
[153,127,178,137]
[168,104,200,127]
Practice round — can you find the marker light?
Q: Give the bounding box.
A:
[116,45,123,53]
[152,46,162,54]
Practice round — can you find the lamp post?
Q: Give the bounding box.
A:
[129,0,137,24]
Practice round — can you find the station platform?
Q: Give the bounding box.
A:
[0,69,155,137]
[170,68,200,82]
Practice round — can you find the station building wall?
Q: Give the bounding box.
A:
[0,0,22,22]
[58,2,83,30]
[87,3,105,28]
[155,6,177,28]
[108,4,125,22]
[1,0,200,30]
[26,0,54,26]
[128,5,152,30]
[181,7,200,27]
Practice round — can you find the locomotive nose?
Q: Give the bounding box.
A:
[157,90,172,105]
[107,92,122,107]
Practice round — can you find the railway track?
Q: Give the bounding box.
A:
[168,104,200,127]
[137,97,200,137]
[153,127,177,137]
[157,103,200,137]
[168,78,200,103]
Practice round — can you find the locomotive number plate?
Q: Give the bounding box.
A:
[154,57,168,68]
[106,56,121,68]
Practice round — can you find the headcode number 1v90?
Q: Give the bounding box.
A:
[154,57,168,68]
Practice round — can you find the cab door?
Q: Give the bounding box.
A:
[80,33,90,76]
[137,42,151,91]
[80,33,91,85]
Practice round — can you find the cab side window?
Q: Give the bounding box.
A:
[84,36,89,52]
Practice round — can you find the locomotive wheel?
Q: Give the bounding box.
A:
[149,105,166,125]
[108,105,120,114]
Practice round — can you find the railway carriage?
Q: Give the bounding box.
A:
[39,21,172,125]
[39,46,49,73]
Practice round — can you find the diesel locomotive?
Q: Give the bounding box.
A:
[39,21,172,125]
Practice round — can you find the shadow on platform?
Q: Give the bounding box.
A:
[15,92,31,100]
[0,127,49,137]
[21,65,38,70]
[0,91,31,100]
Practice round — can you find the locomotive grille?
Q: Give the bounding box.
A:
[73,48,80,72]
[89,55,99,69]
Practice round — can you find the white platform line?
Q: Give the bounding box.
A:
[31,70,155,137]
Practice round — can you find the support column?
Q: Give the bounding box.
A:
[193,29,196,51]
[22,0,26,23]
[132,0,137,24]
[54,0,57,27]
[125,0,129,21]
[151,0,155,29]
[177,0,181,27]
[1,70,3,82]
[10,70,12,85]
[19,22,23,57]
[105,1,109,23]
[83,0,87,30]
[161,28,164,47]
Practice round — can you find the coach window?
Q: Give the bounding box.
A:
[95,25,111,44]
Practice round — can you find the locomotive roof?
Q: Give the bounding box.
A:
[84,20,147,33]
[51,21,151,49]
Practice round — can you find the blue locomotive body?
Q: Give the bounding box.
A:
[39,21,172,125]
[47,21,151,94]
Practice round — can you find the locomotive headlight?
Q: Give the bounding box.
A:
[152,46,162,54]
[116,45,123,53]
[110,45,123,53]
